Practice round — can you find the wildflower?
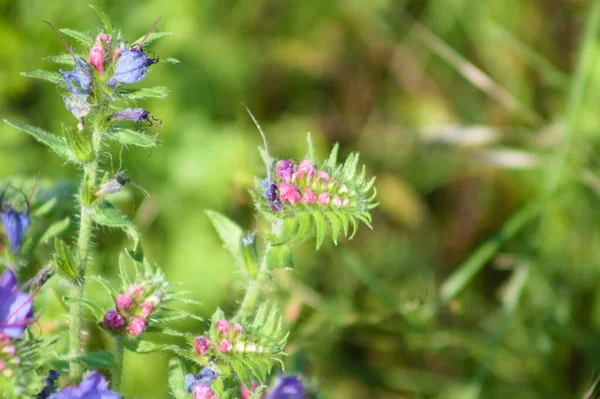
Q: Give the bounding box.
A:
[109,108,150,123]
[108,48,158,88]
[115,294,133,313]
[194,336,212,356]
[266,375,305,399]
[52,370,120,399]
[301,189,317,204]
[102,310,124,331]
[233,323,244,335]
[126,316,146,336]
[262,180,282,212]
[332,195,343,207]
[297,160,315,181]
[0,269,34,338]
[279,183,301,205]
[316,170,330,182]
[276,160,294,182]
[0,189,30,254]
[185,367,218,392]
[216,319,230,335]
[63,95,91,130]
[60,58,93,96]
[218,339,233,353]
[317,192,330,206]
[128,284,143,300]
[89,34,110,75]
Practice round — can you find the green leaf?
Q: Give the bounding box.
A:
[205,210,243,266]
[53,238,81,285]
[269,217,298,245]
[336,210,350,237]
[89,4,113,33]
[266,245,293,270]
[33,197,57,217]
[123,340,165,354]
[118,86,170,100]
[39,217,70,244]
[241,233,258,278]
[262,307,281,338]
[326,142,339,170]
[92,201,141,250]
[293,212,313,243]
[111,128,159,148]
[252,303,268,331]
[312,212,327,249]
[160,57,181,64]
[43,53,75,65]
[4,119,69,158]
[118,252,132,289]
[305,133,315,161]
[168,358,188,399]
[230,359,252,383]
[64,297,103,319]
[70,351,115,369]
[21,70,65,86]
[59,28,94,47]
[133,31,172,48]
[325,211,341,245]
[64,125,93,162]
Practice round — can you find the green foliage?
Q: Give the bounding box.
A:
[4,119,69,159]
[53,238,81,285]
[110,127,160,148]
[206,210,244,267]
[168,358,189,399]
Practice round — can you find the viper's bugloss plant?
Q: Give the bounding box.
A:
[1,6,376,398]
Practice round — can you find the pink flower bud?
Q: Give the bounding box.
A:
[147,294,162,306]
[126,317,146,336]
[246,343,257,352]
[112,46,124,63]
[241,382,259,399]
[279,183,302,205]
[89,34,110,75]
[0,360,5,371]
[332,195,343,207]
[317,170,330,182]
[318,192,330,206]
[233,323,244,335]
[276,160,295,182]
[128,284,143,300]
[102,310,125,330]
[194,336,212,356]
[234,341,245,352]
[218,339,233,353]
[301,189,317,203]
[216,319,230,335]
[192,384,217,399]
[116,295,133,313]
[297,160,316,181]
[140,302,154,318]
[1,345,16,356]
[342,198,350,206]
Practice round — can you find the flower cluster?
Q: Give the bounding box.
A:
[185,367,218,399]
[102,283,162,337]
[193,319,267,357]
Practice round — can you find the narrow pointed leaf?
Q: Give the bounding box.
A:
[4,119,69,158]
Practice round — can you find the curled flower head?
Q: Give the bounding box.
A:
[194,336,212,356]
[0,269,34,338]
[266,375,305,399]
[126,316,146,336]
[102,310,124,331]
[109,108,151,124]
[262,180,282,212]
[52,370,119,399]
[276,160,295,182]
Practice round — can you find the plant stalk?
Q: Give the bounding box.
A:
[112,335,124,391]
[237,245,270,318]
[69,124,103,381]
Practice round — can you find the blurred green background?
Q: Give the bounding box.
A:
[3,0,600,398]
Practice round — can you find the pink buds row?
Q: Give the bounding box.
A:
[102,284,161,337]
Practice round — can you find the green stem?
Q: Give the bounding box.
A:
[69,126,103,382]
[237,245,270,318]
[112,336,124,391]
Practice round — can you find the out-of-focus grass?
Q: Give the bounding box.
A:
[3,0,600,398]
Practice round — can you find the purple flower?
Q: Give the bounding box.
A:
[102,310,124,331]
[185,368,218,392]
[109,108,150,123]
[262,179,282,212]
[266,375,305,399]
[0,204,30,254]
[276,160,295,182]
[0,269,34,338]
[63,95,91,129]
[52,370,119,399]
[60,58,92,96]
[108,49,157,88]
[36,369,60,399]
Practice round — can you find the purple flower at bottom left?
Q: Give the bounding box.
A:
[0,269,34,338]
[50,371,120,399]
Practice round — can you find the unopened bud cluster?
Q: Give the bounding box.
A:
[193,319,266,358]
[102,284,161,337]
